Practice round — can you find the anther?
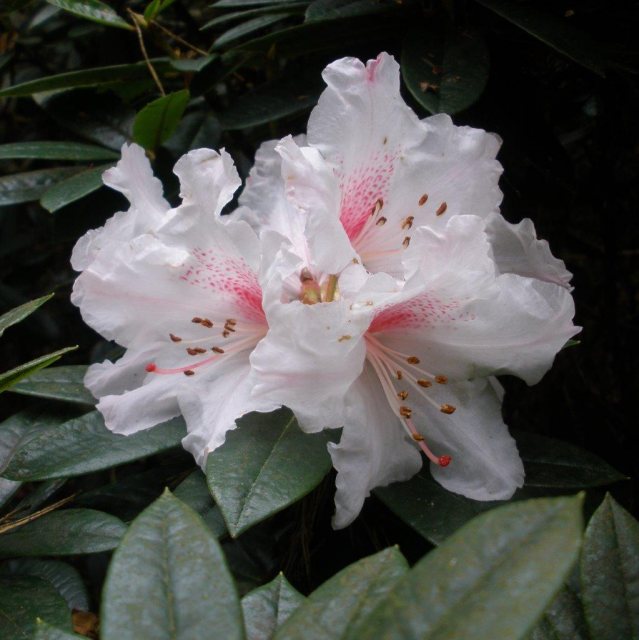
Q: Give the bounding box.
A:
[419,193,429,206]
[338,335,352,342]
[184,370,195,376]
[440,404,456,414]
[372,198,384,215]
[222,330,230,338]
[191,317,203,324]
[401,216,414,230]
[300,268,314,282]
[403,236,411,248]
[169,333,182,342]
[417,379,432,388]
[412,433,424,442]
[396,370,403,380]
[145,363,157,372]
[226,319,237,326]
[397,390,408,400]
[224,324,236,333]
[186,347,206,355]
[201,318,213,328]
[406,356,420,364]
[376,216,387,226]
[399,406,412,418]
[435,375,448,384]
[438,455,452,467]
[211,346,225,353]
[436,202,448,216]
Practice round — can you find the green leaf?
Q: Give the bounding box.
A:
[0,346,78,393]
[0,294,53,337]
[34,621,85,640]
[305,0,395,22]
[0,509,127,558]
[206,408,332,537]
[213,0,305,7]
[2,412,186,481]
[46,0,133,29]
[348,496,583,640]
[581,494,639,640]
[174,470,227,538]
[0,477,21,509]
[0,142,118,161]
[242,574,304,640]
[1,558,89,611]
[101,490,244,640]
[530,581,589,640]
[517,431,626,489]
[275,547,408,640]
[9,480,68,521]
[40,163,113,212]
[144,0,177,21]
[402,24,489,115]
[163,111,221,157]
[475,0,605,76]
[0,60,172,98]
[8,365,95,405]
[201,5,307,30]
[132,89,191,151]
[0,167,82,206]
[0,576,72,639]
[213,14,294,49]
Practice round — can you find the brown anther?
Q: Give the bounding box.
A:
[412,433,425,442]
[418,193,429,206]
[376,216,387,226]
[406,356,420,365]
[191,317,203,324]
[402,216,414,230]
[440,404,456,414]
[397,390,408,400]
[352,258,360,264]
[184,370,195,376]
[169,333,182,343]
[224,324,236,333]
[402,236,411,248]
[383,136,388,145]
[399,406,412,418]
[417,379,432,388]
[396,370,403,380]
[300,268,314,282]
[435,375,448,384]
[436,202,448,216]
[222,330,230,338]
[371,198,383,216]
[211,347,225,353]
[186,347,206,355]
[338,335,352,342]
[226,319,237,326]
[201,318,213,328]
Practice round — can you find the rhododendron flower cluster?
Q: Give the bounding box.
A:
[72,53,578,528]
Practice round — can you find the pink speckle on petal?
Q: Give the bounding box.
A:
[369,294,461,333]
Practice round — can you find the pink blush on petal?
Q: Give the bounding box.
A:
[369,294,462,332]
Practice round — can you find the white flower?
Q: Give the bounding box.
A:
[238,52,579,528]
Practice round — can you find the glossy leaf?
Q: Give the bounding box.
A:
[402,24,489,115]
[305,0,395,22]
[0,477,21,509]
[174,470,227,538]
[0,576,72,638]
[144,0,178,21]
[34,621,85,640]
[530,581,589,640]
[1,558,89,611]
[347,496,583,640]
[0,141,118,161]
[475,0,605,76]
[581,494,639,640]
[40,163,113,212]
[201,5,306,30]
[0,346,78,393]
[132,89,190,151]
[0,294,53,337]
[101,490,244,640]
[242,574,304,640]
[8,365,95,405]
[9,480,69,521]
[0,509,126,558]
[206,408,332,537]
[46,0,132,30]
[275,547,408,640]
[0,167,82,206]
[213,0,305,7]
[163,111,221,157]
[2,411,186,481]
[213,14,294,49]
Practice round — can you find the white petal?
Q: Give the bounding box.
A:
[485,212,573,289]
[329,363,422,529]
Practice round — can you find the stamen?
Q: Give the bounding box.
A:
[192,317,203,324]
[338,335,352,342]
[222,330,231,338]
[440,404,456,414]
[169,333,182,343]
[396,370,403,380]
[211,346,224,353]
[300,268,321,305]
[412,433,424,441]
[403,236,411,248]
[372,198,384,215]
[417,379,432,388]
[186,347,206,355]
[376,216,387,226]
[323,274,338,303]
[401,216,414,230]
[397,390,408,400]
[399,406,412,418]
[419,193,429,206]
[406,356,420,364]
[184,370,195,376]
[405,417,452,467]
[223,324,236,333]
[435,375,448,384]
[436,202,448,216]
[226,319,237,326]
[201,318,213,328]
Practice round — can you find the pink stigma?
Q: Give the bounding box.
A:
[145,363,157,372]
[438,455,452,467]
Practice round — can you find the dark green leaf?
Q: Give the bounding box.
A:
[132,89,191,151]
[213,0,305,7]
[101,490,244,640]
[2,412,186,481]
[201,5,307,30]
[347,496,583,640]
[34,621,85,640]
[530,581,589,640]
[475,0,605,76]
[0,142,118,161]
[305,0,395,22]
[1,558,89,611]
[0,478,21,509]
[0,167,82,206]
[0,509,126,557]
[46,0,132,29]
[581,494,639,640]
[242,574,304,640]
[144,0,178,21]
[402,24,489,115]
[0,576,71,639]
[0,294,53,337]
[9,480,68,521]
[163,111,221,157]
[8,365,95,405]
[174,470,227,538]
[213,14,294,49]
[0,60,172,98]
[206,408,331,537]
[0,346,78,393]
[275,547,408,640]
[40,163,113,213]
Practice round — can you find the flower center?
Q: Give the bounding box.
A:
[299,269,339,305]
